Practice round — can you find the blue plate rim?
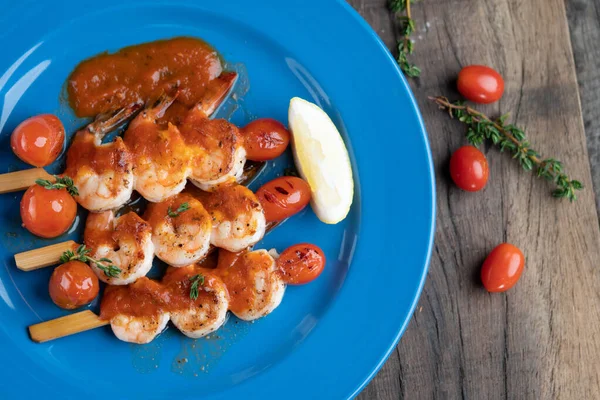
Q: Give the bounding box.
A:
[335,1,436,396]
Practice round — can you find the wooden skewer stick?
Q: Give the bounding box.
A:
[26,222,281,343]
[29,310,108,343]
[14,161,267,273]
[15,208,277,272]
[15,240,78,271]
[0,168,53,194]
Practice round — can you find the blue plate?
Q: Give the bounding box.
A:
[0,0,435,398]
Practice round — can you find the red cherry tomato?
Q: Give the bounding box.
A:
[241,118,290,161]
[449,146,489,192]
[277,243,325,285]
[11,114,65,167]
[481,243,525,292]
[20,184,77,238]
[49,261,99,309]
[457,65,504,104]
[256,176,311,222]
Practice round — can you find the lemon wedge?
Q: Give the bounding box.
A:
[288,97,354,224]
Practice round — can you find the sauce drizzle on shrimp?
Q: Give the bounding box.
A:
[99,248,285,343]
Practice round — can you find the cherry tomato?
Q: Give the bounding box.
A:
[241,118,290,161]
[256,176,311,222]
[277,243,325,285]
[11,114,65,167]
[457,65,504,104]
[49,261,99,309]
[481,243,525,292]
[449,146,489,192]
[20,184,77,238]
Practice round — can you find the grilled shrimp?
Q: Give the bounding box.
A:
[84,210,154,285]
[217,249,285,321]
[144,193,212,267]
[178,72,246,191]
[164,266,229,339]
[64,105,139,212]
[111,313,170,344]
[180,109,246,191]
[192,184,266,252]
[102,279,170,344]
[124,94,192,202]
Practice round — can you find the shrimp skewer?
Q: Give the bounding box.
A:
[0,72,244,208]
[28,246,287,343]
[64,105,140,212]
[144,193,212,267]
[84,210,154,285]
[15,164,271,276]
[82,182,263,277]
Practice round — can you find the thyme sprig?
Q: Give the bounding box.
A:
[189,274,205,300]
[60,244,121,277]
[167,202,190,217]
[36,175,79,196]
[430,96,583,201]
[389,0,420,78]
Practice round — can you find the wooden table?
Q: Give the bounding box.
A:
[347,0,600,398]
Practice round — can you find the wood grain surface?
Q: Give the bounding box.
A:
[347,0,600,398]
[566,0,600,212]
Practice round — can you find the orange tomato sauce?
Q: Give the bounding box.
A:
[67,37,225,117]
[84,211,150,249]
[100,266,221,320]
[99,249,281,321]
[215,250,276,316]
[64,130,132,180]
[179,114,242,178]
[144,193,209,229]
[189,183,261,222]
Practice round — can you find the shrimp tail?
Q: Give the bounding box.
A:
[149,92,179,119]
[195,71,238,117]
[88,103,143,135]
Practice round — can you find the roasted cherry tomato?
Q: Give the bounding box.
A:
[256,176,311,222]
[20,184,77,238]
[277,243,325,285]
[241,118,290,161]
[49,261,99,309]
[481,243,525,292]
[449,146,489,192]
[457,65,504,104]
[11,114,65,167]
